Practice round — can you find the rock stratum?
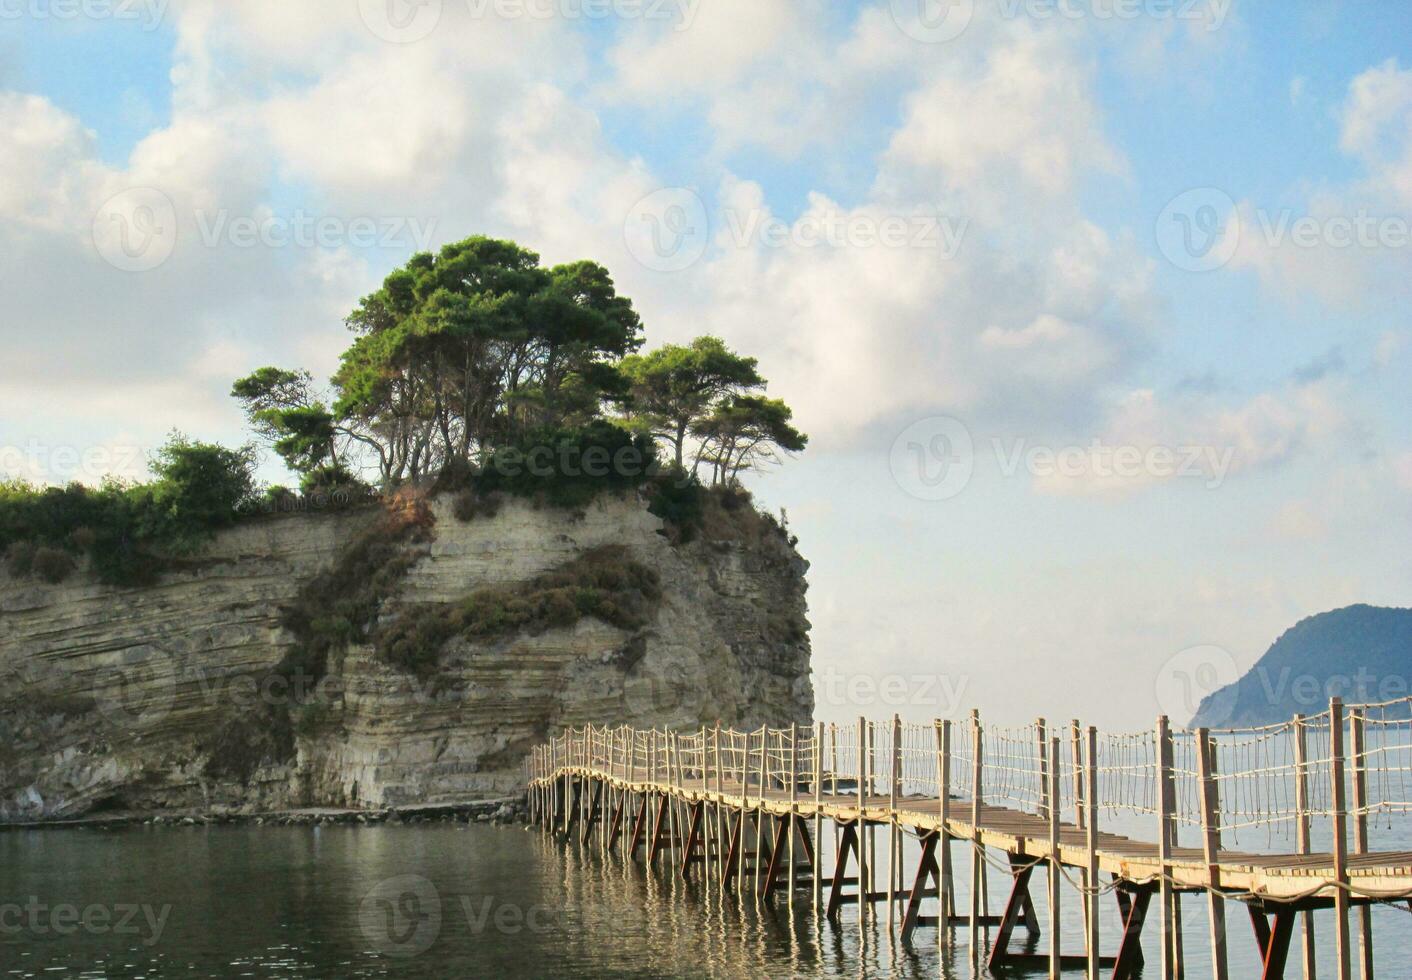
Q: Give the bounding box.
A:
[0,493,813,822]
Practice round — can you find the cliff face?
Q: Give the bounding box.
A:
[0,493,813,821]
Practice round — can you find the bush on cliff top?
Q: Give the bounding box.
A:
[0,435,258,586]
[374,545,661,678]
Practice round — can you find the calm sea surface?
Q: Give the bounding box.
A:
[2,820,1409,978]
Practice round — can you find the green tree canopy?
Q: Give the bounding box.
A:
[618,336,764,469]
[692,395,808,486]
[232,235,805,496]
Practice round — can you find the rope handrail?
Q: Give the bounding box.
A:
[528,694,1412,855]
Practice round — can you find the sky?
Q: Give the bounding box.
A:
[2,0,1410,730]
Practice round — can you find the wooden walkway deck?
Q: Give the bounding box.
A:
[528,704,1412,979]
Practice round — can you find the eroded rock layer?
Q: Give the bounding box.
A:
[0,494,813,821]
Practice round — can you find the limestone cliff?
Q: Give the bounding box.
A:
[0,492,813,821]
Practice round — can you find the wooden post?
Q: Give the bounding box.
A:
[888,714,901,932]
[936,719,953,947]
[1195,728,1228,980]
[789,722,799,905]
[830,723,840,861]
[814,720,824,914]
[1293,712,1317,979]
[649,729,658,866]
[857,716,869,926]
[970,708,984,966]
[1037,717,1050,823]
[1156,715,1176,980]
[1330,698,1352,980]
[1048,735,1061,980]
[1350,708,1373,980]
[1070,718,1090,966]
[754,727,766,894]
[1085,726,1100,980]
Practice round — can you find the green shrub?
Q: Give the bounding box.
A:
[0,434,259,586]
[646,467,704,543]
[273,492,436,687]
[30,547,76,584]
[476,421,658,508]
[375,545,661,677]
[4,541,35,578]
[451,489,503,523]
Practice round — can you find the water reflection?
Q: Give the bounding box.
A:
[1,820,1408,977]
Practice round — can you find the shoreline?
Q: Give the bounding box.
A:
[0,796,530,832]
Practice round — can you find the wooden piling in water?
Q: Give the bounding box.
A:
[1196,727,1228,980]
[1330,697,1352,980]
[1156,714,1177,980]
[1293,712,1317,979]
[1048,734,1061,980]
[1349,708,1373,980]
[1084,725,1100,980]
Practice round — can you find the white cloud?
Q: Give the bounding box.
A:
[881,33,1124,203]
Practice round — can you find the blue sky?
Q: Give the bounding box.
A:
[3,0,1410,727]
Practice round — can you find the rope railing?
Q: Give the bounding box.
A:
[527,695,1412,863]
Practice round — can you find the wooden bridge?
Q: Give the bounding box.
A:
[527,697,1412,979]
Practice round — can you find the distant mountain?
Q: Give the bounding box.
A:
[1188,604,1412,729]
